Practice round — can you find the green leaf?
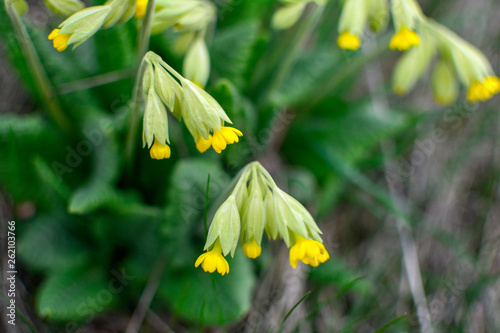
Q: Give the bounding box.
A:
[36,265,114,322]
[68,182,119,214]
[158,249,255,325]
[274,46,342,106]
[0,115,65,202]
[211,21,260,88]
[18,214,91,271]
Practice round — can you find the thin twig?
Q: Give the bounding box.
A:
[137,0,156,68]
[125,252,168,333]
[4,0,72,133]
[56,69,133,95]
[258,2,325,107]
[364,52,433,333]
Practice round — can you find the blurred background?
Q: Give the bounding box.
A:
[1,0,500,332]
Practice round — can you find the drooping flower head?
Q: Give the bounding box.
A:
[151,0,216,87]
[48,0,137,51]
[195,162,329,275]
[389,0,423,51]
[140,52,242,158]
[337,0,389,50]
[388,2,499,104]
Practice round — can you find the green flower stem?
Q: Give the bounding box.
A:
[125,56,149,168]
[5,0,72,134]
[125,0,156,170]
[136,0,156,67]
[259,2,325,107]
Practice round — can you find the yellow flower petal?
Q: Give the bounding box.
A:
[337,31,360,50]
[135,0,148,18]
[389,27,420,51]
[210,126,243,153]
[194,241,229,276]
[211,130,228,154]
[48,29,72,52]
[196,134,212,153]
[466,77,500,103]
[149,140,171,159]
[289,238,329,268]
[242,240,262,259]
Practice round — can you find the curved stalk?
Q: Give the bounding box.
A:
[5,0,72,133]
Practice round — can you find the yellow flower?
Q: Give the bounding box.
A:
[196,134,212,153]
[197,126,243,154]
[390,27,420,51]
[195,240,229,275]
[242,240,261,259]
[149,140,171,159]
[337,31,360,50]
[289,237,329,268]
[48,29,72,52]
[467,76,500,103]
[135,0,148,18]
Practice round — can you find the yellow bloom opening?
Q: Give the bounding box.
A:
[467,76,500,103]
[289,237,329,268]
[196,134,213,153]
[242,240,262,259]
[194,240,229,275]
[149,140,171,160]
[337,31,360,50]
[135,0,148,18]
[197,126,243,154]
[389,27,420,51]
[48,29,72,52]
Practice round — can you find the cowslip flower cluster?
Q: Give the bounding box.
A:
[144,0,216,87]
[336,0,421,51]
[393,19,500,104]
[271,0,326,30]
[141,52,242,159]
[48,0,137,52]
[334,0,500,104]
[337,0,389,50]
[195,162,329,275]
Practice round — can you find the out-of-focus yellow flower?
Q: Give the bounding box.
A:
[467,76,500,103]
[289,236,329,268]
[390,27,420,51]
[135,0,148,18]
[337,31,360,50]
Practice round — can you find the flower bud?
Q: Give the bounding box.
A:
[431,60,458,106]
[392,30,435,95]
[7,0,28,15]
[241,188,265,246]
[368,0,389,33]
[183,34,210,88]
[272,1,308,30]
[44,0,84,17]
[204,196,241,257]
[142,89,169,148]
